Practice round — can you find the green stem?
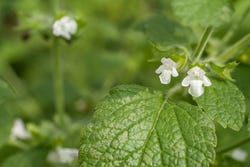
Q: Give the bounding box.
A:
[222,7,250,44]
[216,136,250,154]
[218,33,250,63]
[192,26,214,63]
[166,84,182,99]
[52,38,65,127]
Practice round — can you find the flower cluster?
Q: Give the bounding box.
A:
[52,16,77,40]
[156,57,211,97]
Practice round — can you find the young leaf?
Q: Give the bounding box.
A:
[172,0,234,27]
[194,79,245,131]
[137,15,194,47]
[79,85,216,167]
[210,61,239,81]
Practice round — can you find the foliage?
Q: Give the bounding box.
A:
[79,85,217,166]
[0,0,250,166]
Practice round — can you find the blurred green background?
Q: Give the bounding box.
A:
[1,0,250,166]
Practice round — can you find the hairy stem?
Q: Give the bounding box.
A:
[52,38,65,127]
[192,26,214,63]
[218,33,250,63]
[216,136,250,154]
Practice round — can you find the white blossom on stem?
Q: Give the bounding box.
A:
[52,16,77,40]
[155,58,179,84]
[182,66,211,97]
[231,148,248,162]
[10,118,31,140]
[47,147,78,164]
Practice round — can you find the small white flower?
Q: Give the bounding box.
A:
[52,16,77,40]
[231,148,248,162]
[155,58,179,84]
[47,147,78,164]
[182,66,211,97]
[10,118,31,140]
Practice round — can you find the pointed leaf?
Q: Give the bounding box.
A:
[79,85,216,167]
[194,79,245,131]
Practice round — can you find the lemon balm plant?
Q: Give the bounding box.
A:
[0,0,249,166]
[79,0,250,166]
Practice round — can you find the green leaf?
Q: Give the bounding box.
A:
[137,15,194,47]
[194,79,245,131]
[210,61,239,81]
[79,85,216,167]
[1,149,48,167]
[0,79,15,148]
[172,0,234,26]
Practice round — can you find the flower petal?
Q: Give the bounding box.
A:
[159,70,171,84]
[188,66,205,76]
[171,67,179,77]
[52,16,77,40]
[181,76,190,87]
[202,76,212,87]
[161,57,169,64]
[188,80,204,97]
[155,65,164,74]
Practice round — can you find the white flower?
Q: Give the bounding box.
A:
[47,147,78,164]
[10,118,31,140]
[52,16,77,40]
[155,58,179,84]
[182,66,211,97]
[231,148,248,162]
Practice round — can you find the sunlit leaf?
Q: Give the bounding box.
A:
[79,85,216,167]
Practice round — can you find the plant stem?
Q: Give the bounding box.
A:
[192,26,214,63]
[216,136,250,154]
[218,33,250,63]
[52,38,65,127]
[222,7,250,44]
[166,84,182,99]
